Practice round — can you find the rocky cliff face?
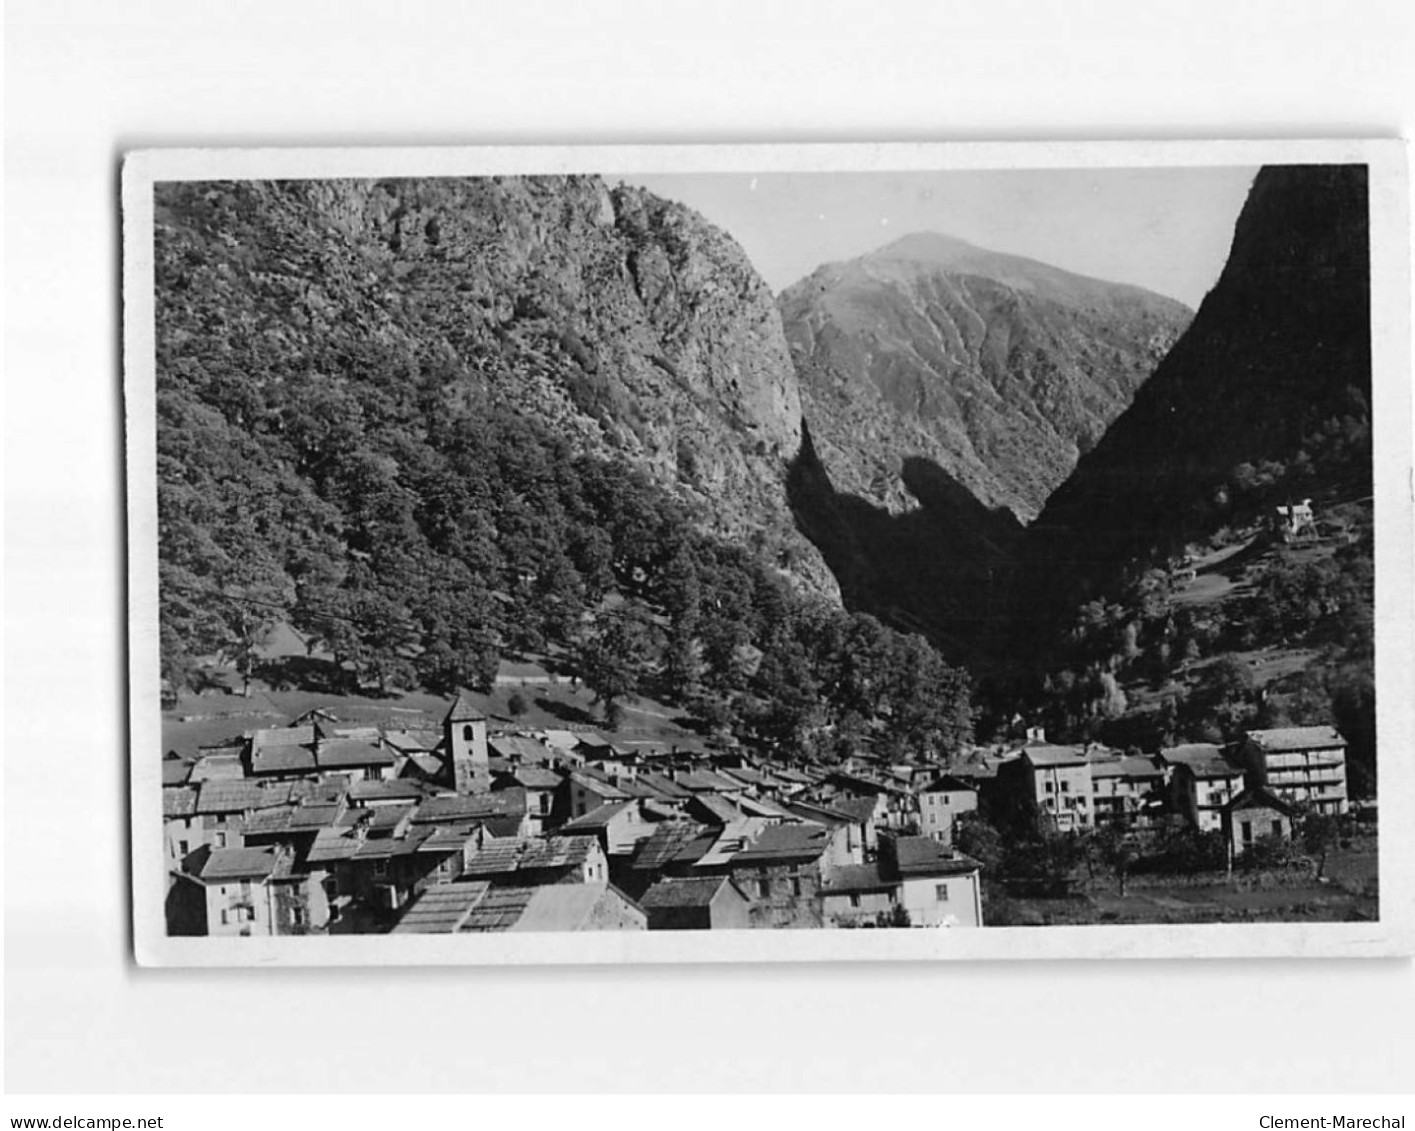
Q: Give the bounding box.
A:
[779,232,1192,521]
[1016,164,1372,628]
[159,175,831,593]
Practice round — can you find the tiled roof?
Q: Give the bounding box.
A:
[1223,787,1299,816]
[921,774,978,793]
[198,846,286,882]
[640,875,733,909]
[252,726,318,749]
[1246,726,1347,752]
[1090,756,1165,780]
[316,738,396,769]
[635,772,694,801]
[348,779,426,803]
[305,828,361,863]
[559,799,633,832]
[240,807,295,836]
[510,884,632,933]
[892,836,981,878]
[352,826,433,859]
[248,729,318,774]
[196,780,288,815]
[1022,744,1091,767]
[460,836,593,878]
[391,881,492,934]
[570,771,630,800]
[693,819,773,869]
[822,863,894,894]
[187,753,246,782]
[1162,743,1245,779]
[499,766,563,790]
[732,795,792,820]
[676,769,739,792]
[730,823,832,865]
[366,803,417,831]
[415,824,478,854]
[412,791,525,825]
[489,736,556,763]
[162,760,193,786]
[382,729,442,754]
[827,795,880,825]
[690,793,746,825]
[163,787,197,818]
[631,822,714,871]
[459,885,538,932]
[444,690,485,723]
[403,754,445,779]
[287,780,347,805]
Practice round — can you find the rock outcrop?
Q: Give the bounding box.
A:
[779,232,1192,521]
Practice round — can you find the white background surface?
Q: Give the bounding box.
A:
[5,0,1415,1094]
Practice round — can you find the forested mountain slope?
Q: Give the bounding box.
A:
[152,176,974,762]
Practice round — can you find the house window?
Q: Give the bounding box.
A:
[539,793,551,815]
[220,910,229,926]
[1272,820,1283,837]
[757,878,771,899]
[849,894,860,909]
[214,832,228,848]
[1045,781,1055,793]
[462,725,475,741]
[791,876,802,898]
[178,840,189,857]
[1241,820,1253,845]
[1061,781,1070,793]
[372,860,390,880]
[943,795,950,805]
[935,884,950,902]
[291,906,304,926]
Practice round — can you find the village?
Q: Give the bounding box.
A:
[162,677,1362,937]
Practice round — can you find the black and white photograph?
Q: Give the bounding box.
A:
[122,141,1412,965]
[11,0,1415,1112]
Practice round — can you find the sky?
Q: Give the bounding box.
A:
[619,166,1260,309]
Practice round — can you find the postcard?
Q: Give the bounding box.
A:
[123,139,1412,964]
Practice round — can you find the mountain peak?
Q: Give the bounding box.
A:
[868,230,989,263]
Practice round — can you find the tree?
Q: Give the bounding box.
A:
[1090,823,1141,896]
[954,813,1004,876]
[1300,810,1340,879]
[577,602,659,728]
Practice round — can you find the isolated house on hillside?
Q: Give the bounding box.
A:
[1272,498,1316,540]
[1240,726,1348,816]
